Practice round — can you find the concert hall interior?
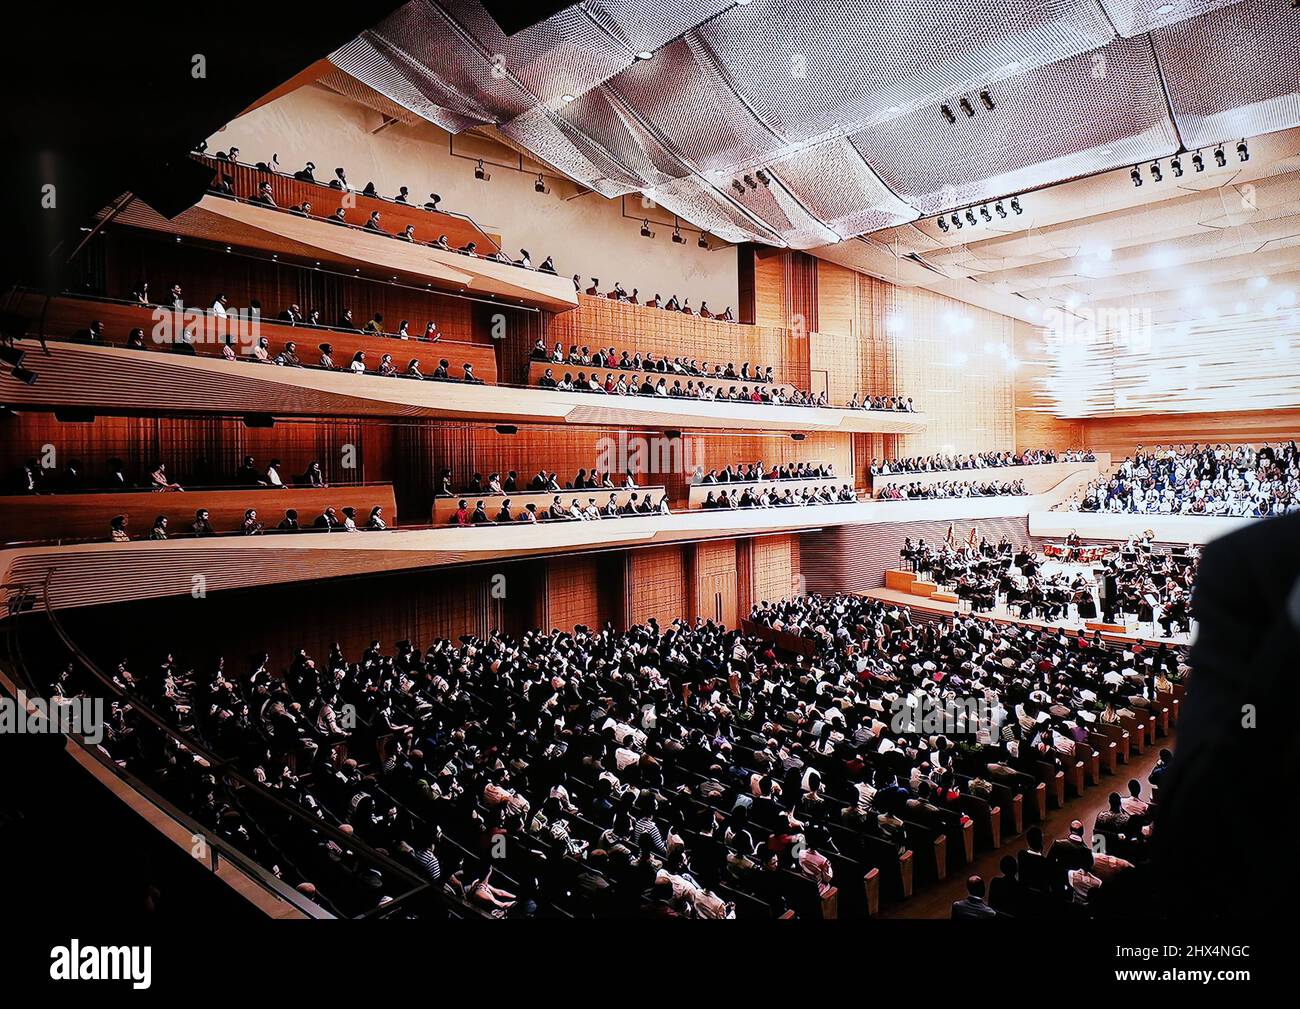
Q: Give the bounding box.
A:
[1,0,1296,932]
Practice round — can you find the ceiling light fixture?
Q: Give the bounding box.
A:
[474,159,490,181]
[979,91,994,111]
[1192,151,1205,172]
[1130,166,1143,187]
[636,51,654,60]
[560,94,576,103]
[940,104,956,124]
[1237,139,1249,162]
[698,233,709,249]
[1150,161,1162,182]
[937,216,949,233]
[965,209,977,226]
[951,213,963,230]
[1214,145,1226,167]
[1010,197,1022,215]
[995,201,1007,218]
[1171,155,1183,177]
[980,205,992,222]
[959,97,976,117]
[731,179,745,195]
[640,219,655,238]
[671,225,686,245]
[534,173,547,193]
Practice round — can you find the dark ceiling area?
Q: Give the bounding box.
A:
[0,3,396,293]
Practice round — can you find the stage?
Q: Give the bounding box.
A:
[861,579,1192,649]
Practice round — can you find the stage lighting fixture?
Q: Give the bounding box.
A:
[743,175,757,189]
[698,234,709,249]
[1150,161,1162,182]
[534,173,547,193]
[640,220,654,238]
[1214,146,1226,167]
[965,209,977,226]
[995,201,1007,218]
[474,159,490,181]
[1171,155,1183,177]
[940,104,956,124]
[731,179,745,195]
[980,206,992,222]
[636,51,653,60]
[951,213,963,229]
[560,94,576,103]
[1192,151,1204,172]
[959,97,975,117]
[1237,140,1249,162]
[755,169,770,186]
[1010,197,1022,215]
[937,216,949,233]
[671,226,686,245]
[979,90,994,111]
[1130,166,1143,187]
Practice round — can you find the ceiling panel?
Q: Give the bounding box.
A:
[579,0,737,54]
[697,0,1118,146]
[849,34,1178,214]
[1154,0,1300,148]
[766,138,920,238]
[1098,0,1245,37]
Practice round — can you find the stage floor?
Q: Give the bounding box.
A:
[861,585,1191,649]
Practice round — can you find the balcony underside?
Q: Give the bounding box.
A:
[1,340,929,433]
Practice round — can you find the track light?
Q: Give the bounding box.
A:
[979,90,995,111]
[995,201,1007,219]
[965,209,977,226]
[1171,155,1183,177]
[1010,197,1022,215]
[940,104,956,124]
[671,226,686,244]
[959,97,975,117]
[1214,145,1226,167]
[937,216,949,233]
[1130,166,1143,187]
[951,213,963,230]
[731,179,745,195]
[640,219,655,238]
[743,174,757,189]
[1237,139,1249,162]
[535,173,547,193]
[1150,161,1162,182]
[1192,151,1204,172]
[755,169,770,186]
[474,159,490,181]
[980,205,992,222]
[698,233,709,249]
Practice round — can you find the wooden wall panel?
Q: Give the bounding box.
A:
[545,553,605,633]
[95,232,482,345]
[692,539,739,627]
[1013,319,1085,451]
[1082,408,1300,457]
[625,544,687,627]
[548,295,806,387]
[0,413,372,491]
[750,534,800,606]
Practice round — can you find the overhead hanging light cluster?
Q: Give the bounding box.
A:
[1131,141,1246,187]
[935,195,1022,233]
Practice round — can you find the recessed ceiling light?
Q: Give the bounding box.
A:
[636,51,654,60]
[560,94,576,103]
[1156,3,1177,14]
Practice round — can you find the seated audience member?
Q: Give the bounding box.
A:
[191,509,215,537]
[148,515,169,540]
[150,462,183,492]
[314,507,343,531]
[367,507,387,531]
[126,328,147,350]
[301,461,327,488]
[951,876,997,919]
[109,514,130,542]
[277,508,301,532]
[987,855,1026,917]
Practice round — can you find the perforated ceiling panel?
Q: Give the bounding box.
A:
[766,139,919,238]
[850,34,1178,214]
[555,85,695,188]
[602,35,787,177]
[695,0,1118,146]
[649,175,786,245]
[1098,0,1245,38]
[579,0,737,55]
[499,108,641,197]
[1153,0,1300,148]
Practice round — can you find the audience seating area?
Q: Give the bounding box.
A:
[0,484,398,544]
[431,486,667,524]
[47,591,1178,919]
[11,293,499,384]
